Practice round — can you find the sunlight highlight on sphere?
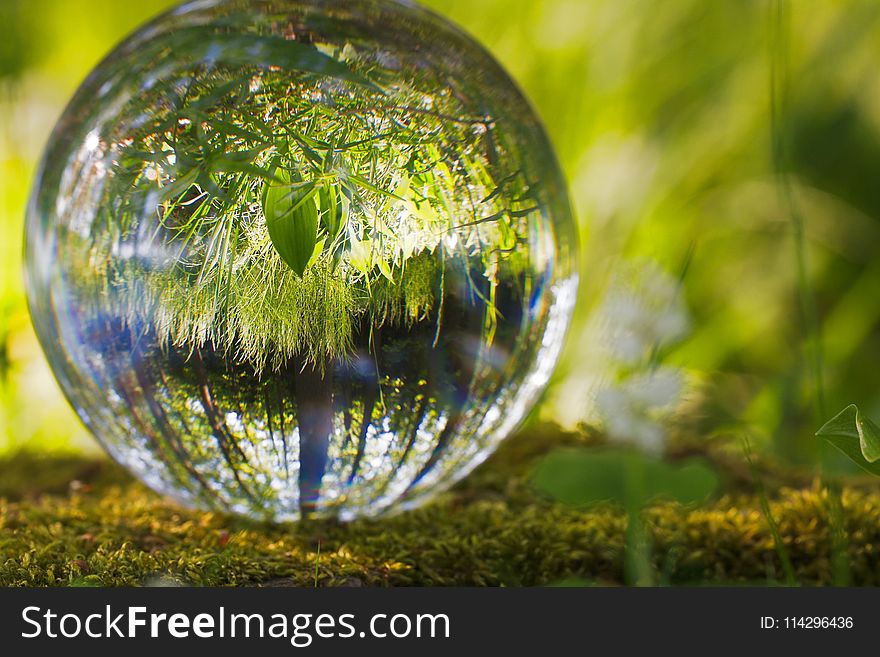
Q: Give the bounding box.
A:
[25,0,578,521]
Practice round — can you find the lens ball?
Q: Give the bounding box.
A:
[25,0,578,521]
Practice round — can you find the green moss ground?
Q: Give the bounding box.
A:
[1,425,879,586]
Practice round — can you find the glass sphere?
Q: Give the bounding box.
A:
[25,0,578,521]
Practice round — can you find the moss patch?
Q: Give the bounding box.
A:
[1,425,879,586]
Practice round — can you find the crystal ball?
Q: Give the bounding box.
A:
[25,0,578,521]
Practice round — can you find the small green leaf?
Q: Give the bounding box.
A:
[816,404,880,475]
[498,218,517,250]
[263,170,319,276]
[318,181,345,239]
[307,236,327,270]
[377,256,395,282]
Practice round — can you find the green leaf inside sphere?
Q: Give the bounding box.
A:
[263,170,319,277]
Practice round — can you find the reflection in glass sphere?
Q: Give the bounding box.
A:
[25,0,578,521]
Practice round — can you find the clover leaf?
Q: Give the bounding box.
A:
[816,404,880,476]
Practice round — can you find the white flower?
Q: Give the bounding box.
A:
[541,258,692,435]
[627,368,682,408]
[595,368,683,455]
[598,261,689,365]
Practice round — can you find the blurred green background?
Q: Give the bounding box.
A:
[3,0,880,473]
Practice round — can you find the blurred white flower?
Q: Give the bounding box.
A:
[595,368,683,454]
[599,261,689,365]
[542,258,692,440]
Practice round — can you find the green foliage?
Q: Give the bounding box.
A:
[816,405,880,476]
[103,250,443,373]
[152,260,358,372]
[369,255,437,326]
[80,33,533,372]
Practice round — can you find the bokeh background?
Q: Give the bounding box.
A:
[3,0,880,476]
